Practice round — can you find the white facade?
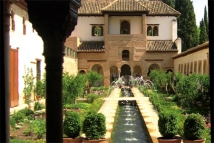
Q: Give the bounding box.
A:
[146,16,177,40]
[109,16,142,34]
[71,16,104,41]
[71,15,178,41]
[10,4,45,104]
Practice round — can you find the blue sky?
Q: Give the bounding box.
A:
[192,0,208,26]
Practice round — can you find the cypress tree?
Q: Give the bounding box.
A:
[175,0,198,51]
[204,6,209,36]
[199,19,208,44]
[196,26,200,42]
[162,0,175,8]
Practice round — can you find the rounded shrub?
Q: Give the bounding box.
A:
[158,111,178,139]
[63,111,81,138]
[17,108,34,116]
[86,93,98,103]
[82,112,106,140]
[183,113,206,140]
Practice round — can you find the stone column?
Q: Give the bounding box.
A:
[2,1,11,142]
[142,14,146,41]
[43,38,64,142]
[131,69,134,77]
[118,69,121,78]
[25,1,81,142]
[104,14,109,42]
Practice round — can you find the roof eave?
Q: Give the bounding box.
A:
[102,11,149,15]
[148,14,180,17]
[146,50,178,52]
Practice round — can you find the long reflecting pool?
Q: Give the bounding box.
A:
[111,99,151,143]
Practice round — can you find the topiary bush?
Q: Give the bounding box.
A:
[183,113,206,140]
[158,111,179,139]
[82,112,106,140]
[63,110,81,138]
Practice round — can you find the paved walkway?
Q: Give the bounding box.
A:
[98,87,161,143]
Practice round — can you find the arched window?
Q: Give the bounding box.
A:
[147,26,152,36]
[122,50,129,61]
[11,11,15,31]
[79,70,85,74]
[70,49,73,58]
[147,25,159,36]
[23,17,26,35]
[153,26,158,36]
[65,47,67,55]
[120,20,130,34]
[92,25,103,36]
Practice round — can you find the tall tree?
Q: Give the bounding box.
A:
[175,0,199,51]
[199,19,208,44]
[162,0,175,8]
[204,6,209,36]
[196,26,200,42]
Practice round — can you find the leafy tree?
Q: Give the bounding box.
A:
[162,0,175,8]
[62,73,86,104]
[85,70,103,87]
[204,6,208,36]
[199,19,208,44]
[176,74,210,113]
[175,0,198,51]
[148,69,174,94]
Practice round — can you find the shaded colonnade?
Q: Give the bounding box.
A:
[26,1,81,142]
[2,0,81,142]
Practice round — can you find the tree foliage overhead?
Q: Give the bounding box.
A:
[162,0,175,8]
[175,0,198,52]
[199,19,208,44]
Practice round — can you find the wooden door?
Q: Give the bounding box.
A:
[10,48,19,107]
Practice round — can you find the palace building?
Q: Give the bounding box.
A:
[65,0,182,86]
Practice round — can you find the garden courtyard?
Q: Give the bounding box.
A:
[10,70,210,143]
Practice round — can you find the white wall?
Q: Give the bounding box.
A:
[146,16,177,40]
[109,16,142,34]
[71,16,104,41]
[10,9,45,104]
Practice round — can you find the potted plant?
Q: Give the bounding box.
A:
[82,112,107,143]
[63,110,82,143]
[183,113,206,143]
[157,111,182,143]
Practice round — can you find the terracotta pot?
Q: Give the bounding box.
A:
[183,139,206,143]
[63,137,83,143]
[83,138,109,143]
[157,137,182,143]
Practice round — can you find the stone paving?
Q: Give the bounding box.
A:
[98,87,161,143]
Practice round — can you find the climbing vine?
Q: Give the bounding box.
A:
[22,66,34,104]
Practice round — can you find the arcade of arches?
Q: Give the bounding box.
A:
[78,62,172,86]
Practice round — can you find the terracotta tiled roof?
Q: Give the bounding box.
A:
[139,1,180,16]
[78,0,180,16]
[146,40,178,51]
[78,0,115,15]
[101,0,147,12]
[77,41,105,51]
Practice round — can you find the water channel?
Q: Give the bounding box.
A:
[110,88,151,143]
